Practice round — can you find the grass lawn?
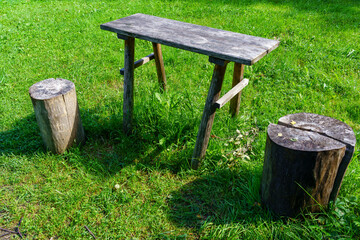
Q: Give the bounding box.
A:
[1,0,360,238]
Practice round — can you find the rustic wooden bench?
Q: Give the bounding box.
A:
[100,13,279,169]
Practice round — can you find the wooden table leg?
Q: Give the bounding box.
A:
[123,37,135,134]
[230,62,245,117]
[191,61,228,169]
[152,42,167,91]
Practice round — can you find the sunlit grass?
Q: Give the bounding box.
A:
[0,0,359,238]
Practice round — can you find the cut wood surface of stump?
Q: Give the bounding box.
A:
[261,113,356,217]
[29,78,85,154]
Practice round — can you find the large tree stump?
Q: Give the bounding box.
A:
[29,78,85,154]
[261,113,356,217]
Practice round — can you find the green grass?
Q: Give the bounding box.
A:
[1,0,360,238]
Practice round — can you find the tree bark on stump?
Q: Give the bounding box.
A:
[261,113,356,217]
[29,78,85,154]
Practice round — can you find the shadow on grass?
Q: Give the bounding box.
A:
[0,113,43,155]
[0,98,195,177]
[77,101,196,176]
[180,0,359,17]
[175,0,359,34]
[167,168,265,229]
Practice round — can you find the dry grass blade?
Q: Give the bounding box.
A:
[84,225,97,239]
[16,217,23,239]
[0,232,12,238]
[0,228,17,234]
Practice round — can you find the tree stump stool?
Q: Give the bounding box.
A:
[261,113,356,217]
[29,78,85,154]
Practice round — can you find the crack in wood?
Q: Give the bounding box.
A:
[277,121,353,148]
[261,113,356,217]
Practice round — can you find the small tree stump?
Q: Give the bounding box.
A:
[261,113,356,217]
[29,78,85,154]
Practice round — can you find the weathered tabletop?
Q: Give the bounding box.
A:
[100,13,279,65]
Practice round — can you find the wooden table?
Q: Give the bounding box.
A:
[100,13,279,169]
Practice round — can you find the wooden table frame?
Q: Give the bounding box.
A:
[101,14,279,169]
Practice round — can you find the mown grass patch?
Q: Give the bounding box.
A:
[1,0,359,238]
